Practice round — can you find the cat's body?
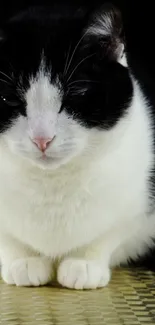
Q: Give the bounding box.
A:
[0,1,155,289]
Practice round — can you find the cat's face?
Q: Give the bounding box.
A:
[0,4,133,169]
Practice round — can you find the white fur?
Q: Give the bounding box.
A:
[0,68,155,289]
[4,69,88,170]
[87,13,113,37]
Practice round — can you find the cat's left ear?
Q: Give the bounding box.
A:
[86,4,126,65]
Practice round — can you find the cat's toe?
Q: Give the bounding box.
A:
[57,258,111,290]
[1,257,54,286]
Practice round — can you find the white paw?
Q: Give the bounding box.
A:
[1,257,54,287]
[57,258,111,290]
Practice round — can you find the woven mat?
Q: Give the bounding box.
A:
[0,268,155,325]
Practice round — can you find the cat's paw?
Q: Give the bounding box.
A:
[57,258,111,290]
[1,257,54,286]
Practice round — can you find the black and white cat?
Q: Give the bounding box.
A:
[0,1,155,289]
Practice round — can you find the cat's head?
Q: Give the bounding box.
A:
[0,3,133,170]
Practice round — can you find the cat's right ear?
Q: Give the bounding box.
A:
[85,4,125,63]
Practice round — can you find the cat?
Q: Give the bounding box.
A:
[0,1,155,289]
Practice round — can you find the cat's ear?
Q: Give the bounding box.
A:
[86,3,126,63]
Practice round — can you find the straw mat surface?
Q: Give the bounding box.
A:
[0,268,155,325]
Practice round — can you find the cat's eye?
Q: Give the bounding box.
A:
[0,95,21,107]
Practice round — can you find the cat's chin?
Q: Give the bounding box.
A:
[31,158,64,170]
[26,155,70,171]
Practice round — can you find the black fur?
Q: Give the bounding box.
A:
[0,2,133,131]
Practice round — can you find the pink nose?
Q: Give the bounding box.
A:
[32,137,54,152]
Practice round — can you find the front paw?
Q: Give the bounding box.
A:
[1,257,54,287]
[57,258,111,290]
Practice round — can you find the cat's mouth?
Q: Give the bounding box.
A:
[40,153,49,160]
[29,154,63,170]
[24,150,72,170]
[39,154,59,162]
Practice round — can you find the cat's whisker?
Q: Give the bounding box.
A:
[0,78,11,85]
[65,31,88,77]
[0,71,13,82]
[67,79,97,87]
[63,44,72,77]
[66,53,95,83]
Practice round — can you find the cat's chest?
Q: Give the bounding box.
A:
[0,169,110,255]
[0,157,147,257]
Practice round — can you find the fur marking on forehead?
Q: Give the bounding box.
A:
[25,59,62,116]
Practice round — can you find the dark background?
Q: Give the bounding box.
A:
[0,1,154,71]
